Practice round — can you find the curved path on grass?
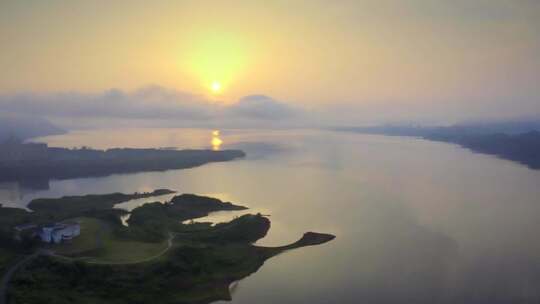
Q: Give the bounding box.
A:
[87,232,174,265]
[52,232,175,265]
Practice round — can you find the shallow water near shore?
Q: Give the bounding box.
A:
[3,128,540,303]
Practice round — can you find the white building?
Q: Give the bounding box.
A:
[39,222,81,244]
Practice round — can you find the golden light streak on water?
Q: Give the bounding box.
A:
[211,130,223,150]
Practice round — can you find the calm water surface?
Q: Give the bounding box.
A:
[3,128,540,304]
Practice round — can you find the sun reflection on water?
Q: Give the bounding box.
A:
[211,130,223,150]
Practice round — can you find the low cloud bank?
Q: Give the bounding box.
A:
[226,95,299,120]
[0,86,211,120]
[0,86,301,130]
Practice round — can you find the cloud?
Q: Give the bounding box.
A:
[0,85,213,120]
[0,86,302,129]
[226,95,298,120]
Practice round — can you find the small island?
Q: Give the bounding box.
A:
[0,138,246,182]
[0,190,335,304]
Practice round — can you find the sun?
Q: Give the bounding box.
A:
[210,81,222,93]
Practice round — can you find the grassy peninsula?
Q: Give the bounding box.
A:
[0,190,335,304]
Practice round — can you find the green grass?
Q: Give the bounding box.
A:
[87,233,169,264]
[52,217,169,264]
[52,217,102,256]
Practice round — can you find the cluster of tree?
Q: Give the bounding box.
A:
[118,194,249,243]
[0,147,245,182]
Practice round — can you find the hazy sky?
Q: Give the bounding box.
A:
[1,0,539,125]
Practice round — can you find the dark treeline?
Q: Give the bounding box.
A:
[0,146,245,182]
[425,131,540,169]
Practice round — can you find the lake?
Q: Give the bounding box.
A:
[2,128,540,303]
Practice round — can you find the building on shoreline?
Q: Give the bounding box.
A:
[39,222,81,244]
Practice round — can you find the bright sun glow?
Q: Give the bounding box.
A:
[211,81,222,93]
[183,31,249,95]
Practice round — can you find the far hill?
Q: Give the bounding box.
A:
[0,114,65,142]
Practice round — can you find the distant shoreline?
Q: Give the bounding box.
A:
[0,143,246,182]
[333,127,540,170]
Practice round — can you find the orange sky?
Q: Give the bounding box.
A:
[1,0,539,122]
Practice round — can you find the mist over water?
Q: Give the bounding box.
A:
[3,128,540,303]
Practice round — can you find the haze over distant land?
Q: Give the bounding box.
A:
[0,0,539,167]
[1,86,539,133]
[0,113,65,142]
[0,87,303,130]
